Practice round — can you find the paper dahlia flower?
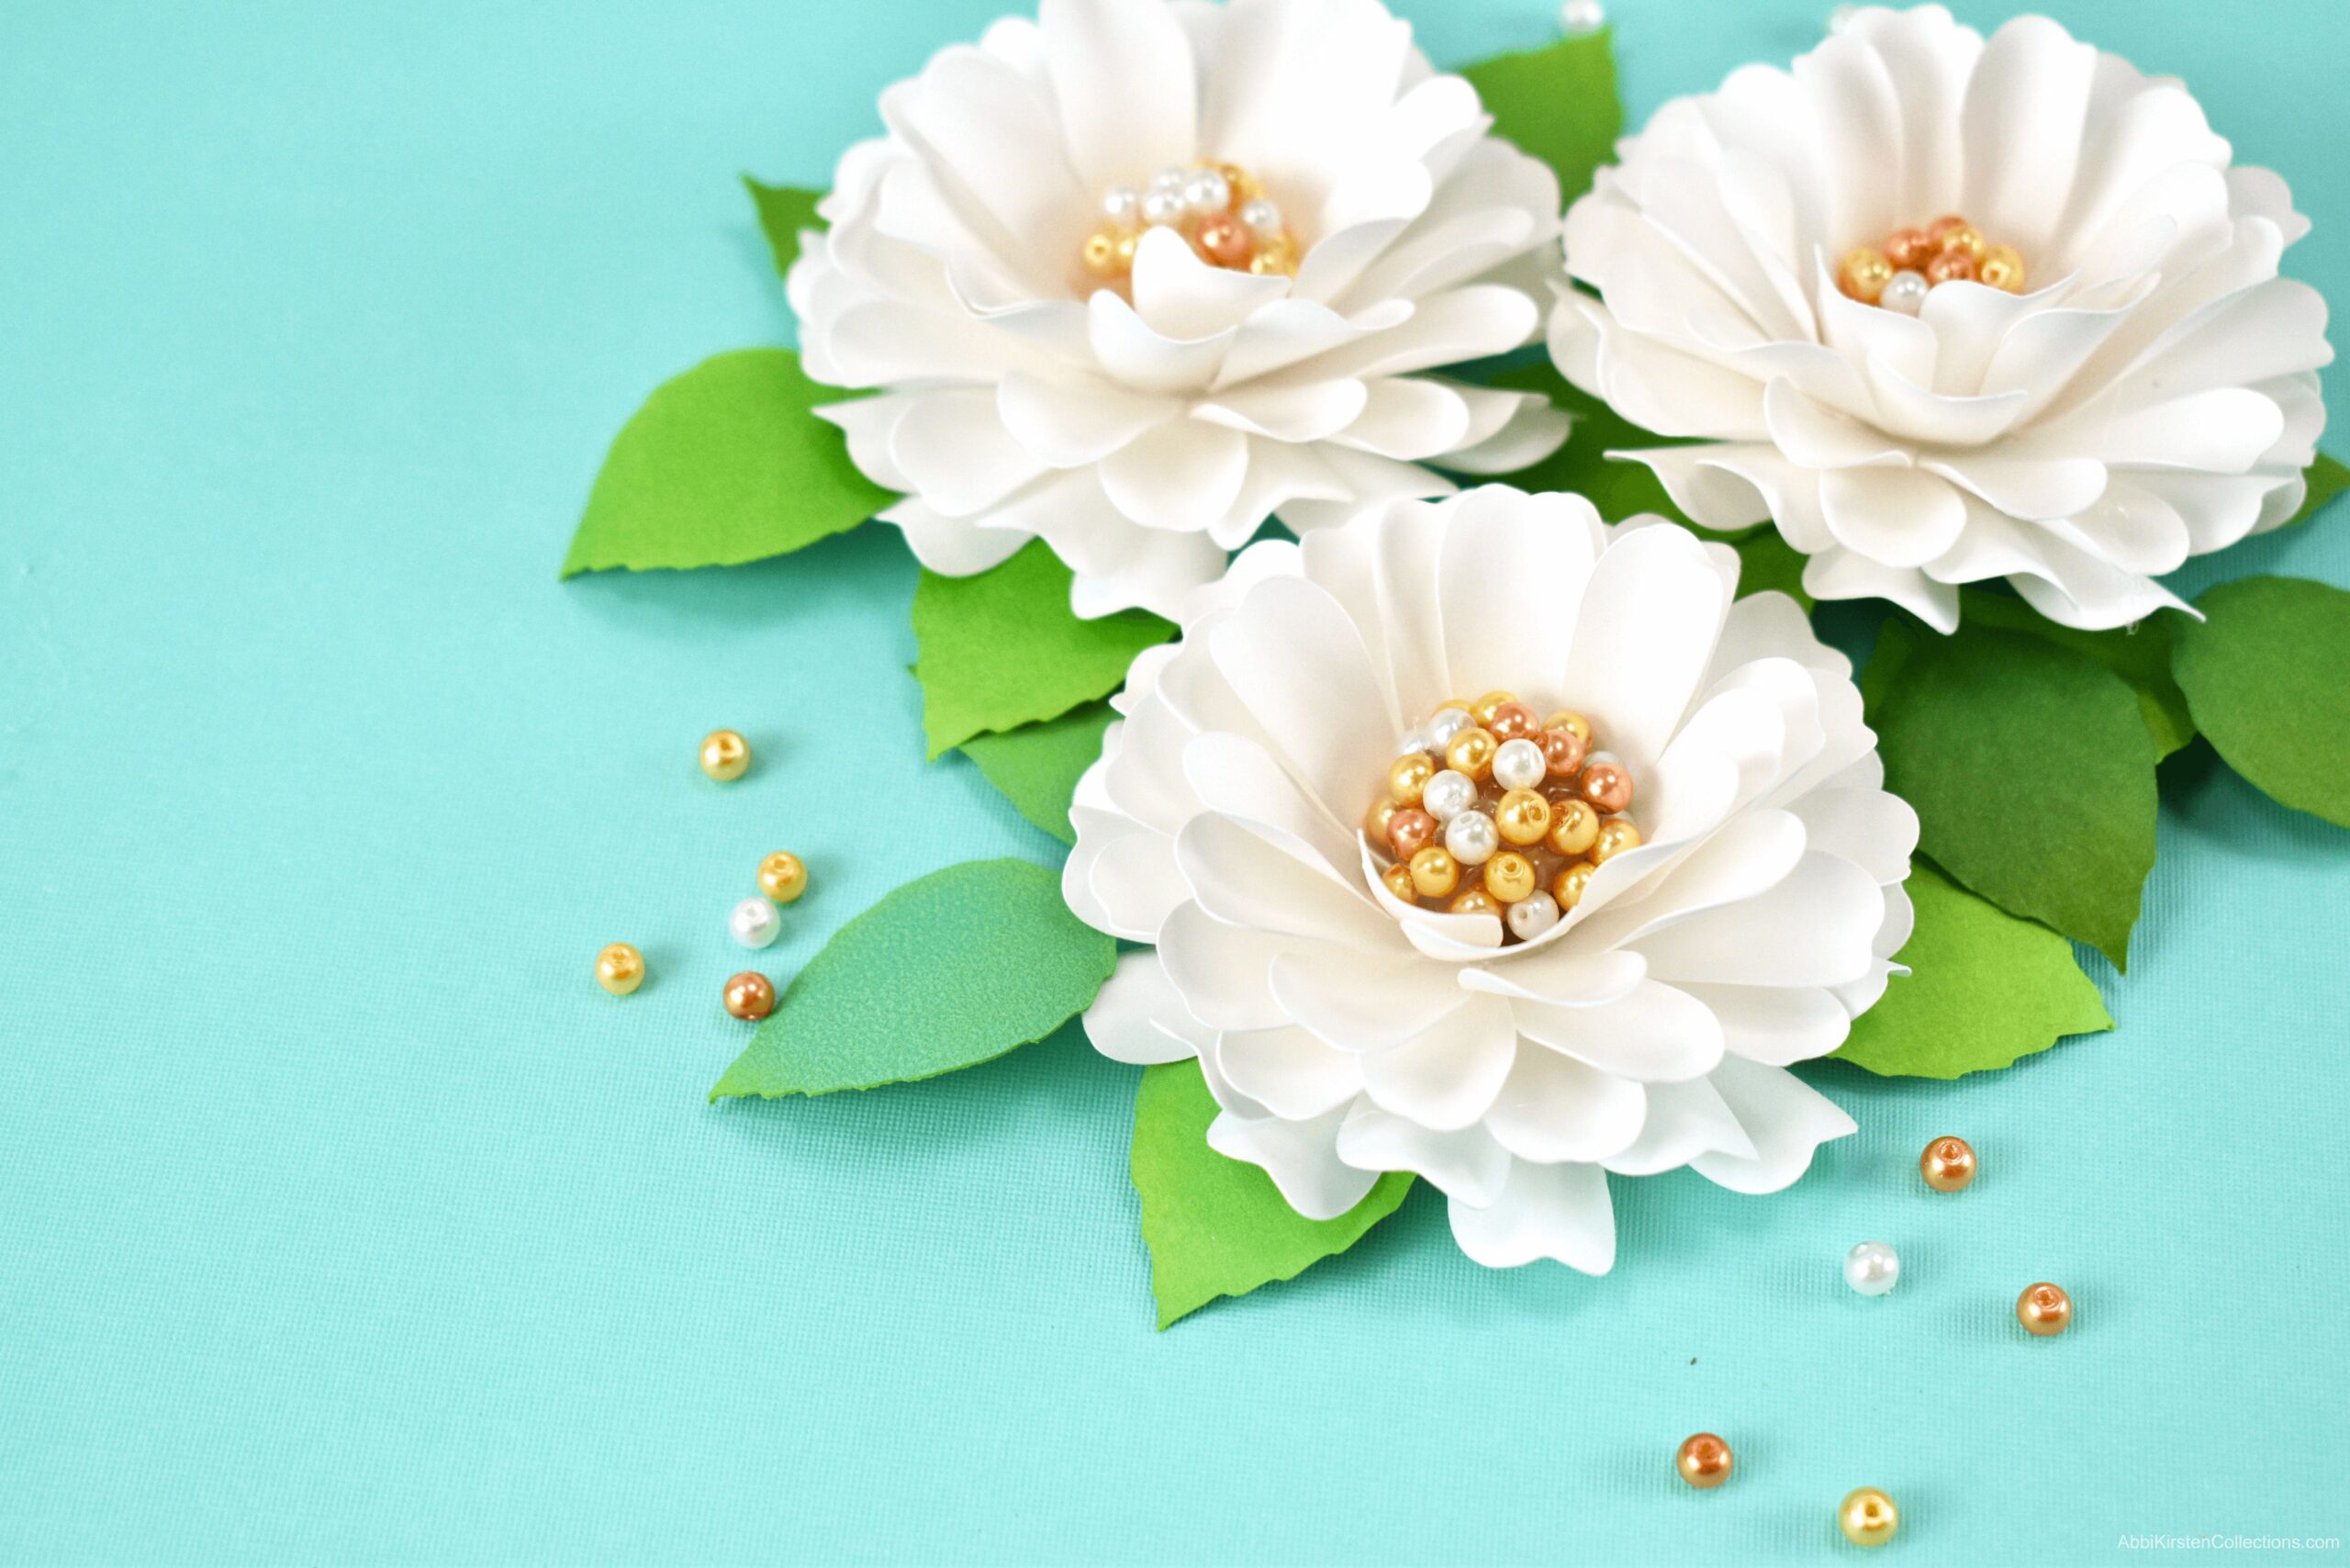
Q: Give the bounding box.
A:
[1550,5,2332,632]
[789,0,1570,620]
[1068,487,1918,1271]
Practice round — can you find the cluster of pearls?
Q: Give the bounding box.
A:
[1838,213,2025,314]
[1081,161,1296,286]
[1362,689,1641,944]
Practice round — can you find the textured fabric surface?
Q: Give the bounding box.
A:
[1,2,2344,1562]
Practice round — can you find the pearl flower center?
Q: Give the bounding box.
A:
[1080,161,1298,291]
[1837,212,2025,315]
[1364,690,1644,946]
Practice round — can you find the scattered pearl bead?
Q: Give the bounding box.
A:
[1843,1240,1900,1296]
[1445,810,1499,868]
[1424,706,1472,746]
[2018,1282,2073,1336]
[1919,1135,1977,1192]
[1676,1432,1733,1489]
[757,851,808,904]
[1238,198,1283,239]
[1505,889,1561,941]
[1492,737,1546,792]
[1838,1487,1898,1549]
[699,729,750,781]
[1141,188,1185,227]
[1102,185,1142,228]
[730,896,782,950]
[1879,269,1929,315]
[1421,768,1479,823]
[595,942,644,996]
[723,970,776,1022]
[1181,169,1231,216]
[1560,0,1606,34]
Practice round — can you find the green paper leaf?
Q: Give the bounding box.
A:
[2173,575,2350,828]
[1460,28,1622,207]
[1731,529,1811,610]
[911,540,1172,758]
[1834,862,2111,1078]
[957,702,1116,846]
[1473,363,1703,528]
[2280,452,2349,531]
[1953,590,2194,756]
[1868,620,2158,969]
[710,859,1115,1100]
[564,349,892,577]
[744,177,822,276]
[1130,1059,1413,1329]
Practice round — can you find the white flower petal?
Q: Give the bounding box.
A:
[1447,1159,1616,1272]
[1690,1057,1857,1194]
[879,498,1032,576]
[1129,225,1293,341]
[1599,1074,1757,1175]
[1359,995,1517,1131]
[1512,983,1727,1084]
[1458,946,1648,1008]
[1483,1045,1648,1165]
[1085,949,1201,1064]
[998,372,1174,466]
[1040,0,1196,192]
[1206,1103,1379,1221]
[1269,945,1469,1055]
[1216,1025,1363,1119]
[1673,983,1853,1066]
[1337,1101,1511,1207]
[1561,524,1730,772]
[1630,852,1885,988]
[1209,574,1398,804]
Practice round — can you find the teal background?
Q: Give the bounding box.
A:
[3,1,2345,1562]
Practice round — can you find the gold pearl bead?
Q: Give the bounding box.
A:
[1469,690,1518,727]
[1246,232,1295,275]
[1979,243,2024,293]
[1113,231,1140,270]
[1081,229,1122,276]
[1445,726,1497,782]
[595,942,644,996]
[1495,789,1551,846]
[1387,752,1436,806]
[1839,1487,1899,1548]
[2018,1282,2073,1336]
[1591,817,1642,863]
[1553,861,1595,910]
[757,851,808,904]
[1218,162,1263,206]
[1676,1433,1733,1489]
[1547,798,1599,857]
[1449,888,1501,918]
[1940,223,1987,263]
[1920,1135,1977,1193]
[1483,850,1537,904]
[723,970,776,1021]
[1542,710,1592,747]
[1408,846,1460,900]
[1838,246,1893,304]
[1364,795,1401,843]
[699,729,750,782]
[1380,861,1418,902]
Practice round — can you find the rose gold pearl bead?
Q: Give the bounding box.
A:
[1926,213,1970,243]
[1445,726,1497,782]
[1541,711,1592,747]
[1926,249,1977,286]
[1449,888,1501,918]
[1483,850,1537,904]
[1494,790,1550,847]
[1195,213,1251,267]
[1552,861,1595,910]
[1388,752,1436,806]
[1409,846,1461,900]
[1580,761,1633,814]
[1539,727,1588,778]
[1387,807,1438,859]
[1591,817,1641,863]
[1488,701,1540,743]
[2018,1282,2073,1336]
[1380,862,1417,902]
[1547,798,1599,857]
[1885,227,1935,271]
[1920,1136,1977,1193]
[723,971,776,1021]
[1676,1433,1733,1489]
[1364,795,1401,843]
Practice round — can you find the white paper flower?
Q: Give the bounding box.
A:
[1068,486,1918,1271]
[1550,5,2332,632]
[789,0,1570,620]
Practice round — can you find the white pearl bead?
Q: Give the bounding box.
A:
[1880,269,1930,316]
[1238,197,1283,239]
[1141,189,1185,227]
[1505,890,1561,941]
[1492,738,1546,792]
[729,896,782,950]
[1843,1240,1900,1296]
[1421,769,1478,823]
[1424,707,1472,746]
[1445,810,1498,867]
[1101,185,1142,228]
[1395,728,1434,758]
[1147,166,1188,196]
[1560,0,1606,34]
[1182,170,1231,216]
